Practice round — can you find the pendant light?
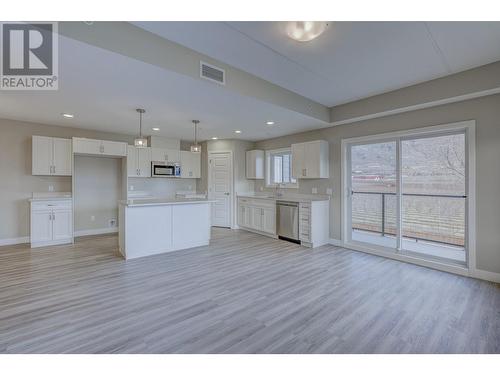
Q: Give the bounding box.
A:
[190,120,201,153]
[134,108,148,148]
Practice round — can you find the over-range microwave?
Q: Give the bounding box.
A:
[151,161,181,178]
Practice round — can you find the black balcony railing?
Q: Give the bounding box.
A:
[351,191,466,247]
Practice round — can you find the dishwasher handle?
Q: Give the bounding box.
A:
[277,201,299,207]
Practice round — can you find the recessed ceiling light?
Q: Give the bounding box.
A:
[152,127,160,131]
[211,137,218,140]
[266,121,275,125]
[286,22,329,42]
[234,130,242,134]
[62,113,74,118]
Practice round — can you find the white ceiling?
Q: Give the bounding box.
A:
[135,21,500,106]
[2,22,500,141]
[0,35,325,141]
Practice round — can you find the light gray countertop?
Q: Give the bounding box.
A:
[119,198,215,207]
[237,193,330,203]
[29,192,72,202]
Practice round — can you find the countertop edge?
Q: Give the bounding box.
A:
[120,199,216,207]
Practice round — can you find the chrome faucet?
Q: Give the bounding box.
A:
[275,183,284,198]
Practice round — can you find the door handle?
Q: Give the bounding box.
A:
[224,192,230,195]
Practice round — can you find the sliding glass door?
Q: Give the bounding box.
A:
[349,141,398,249]
[346,127,468,267]
[401,133,466,265]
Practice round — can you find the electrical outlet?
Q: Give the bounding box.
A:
[259,186,264,191]
[109,218,117,227]
[48,185,54,192]
[90,215,95,222]
[326,188,333,195]
[312,187,318,194]
[129,185,134,191]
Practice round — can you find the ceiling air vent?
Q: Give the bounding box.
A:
[200,61,225,85]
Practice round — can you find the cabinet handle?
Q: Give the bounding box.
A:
[302,168,306,177]
[53,166,56,174]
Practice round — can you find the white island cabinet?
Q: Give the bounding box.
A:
[118,198,214,259]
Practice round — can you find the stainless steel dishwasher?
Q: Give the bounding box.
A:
[277,201,300,243]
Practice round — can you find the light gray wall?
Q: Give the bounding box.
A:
[74,156,122,232]
[255,94,500,274]
[128,177,197,198]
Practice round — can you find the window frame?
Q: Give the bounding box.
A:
[265,148,298,188]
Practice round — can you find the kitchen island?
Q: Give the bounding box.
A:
[118,198,214,259]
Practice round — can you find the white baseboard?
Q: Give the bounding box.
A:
[0,236,29,246]
[471,268,500,283]
[329,238,343,246]
[74,227,118,237]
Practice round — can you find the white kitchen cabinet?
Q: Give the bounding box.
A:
[180,151,201,178]
[73,137,127,157]
[30,199,73,248]
[32,136,72,176]
[151,148,181,163]
[298,200,330,248]
[246,150,264,179]
[31,210,53,243]
[262,207,276,234]
[291,140,329,179]
[238,196,329,247]
[237,197,276,236]
[127,146,151,177]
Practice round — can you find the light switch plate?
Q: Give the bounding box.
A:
[312,187,318,194]
[326,188,333,195]
[129,185,134,191]
[48,185,54,192]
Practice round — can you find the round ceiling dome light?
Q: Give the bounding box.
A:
[286,21,328,42]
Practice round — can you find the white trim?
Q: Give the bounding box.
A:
[329,238,469,277]
[74,227,118,237]
[341,120,476,272]
[329,237,500,284]
[208,150,234,228]
[331,87,500,126]
[470,269,500,284]
[329,238,343,246]
[0,236,29,246]
[265,148,299,189]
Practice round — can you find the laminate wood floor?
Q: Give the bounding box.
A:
[0,228,499,353]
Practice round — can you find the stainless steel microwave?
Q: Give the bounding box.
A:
[151,161,181,178]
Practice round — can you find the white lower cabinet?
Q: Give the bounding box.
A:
[238,196,329,247]
[30,199,73,248]
[298,200,330,248]
[238,197,276,235]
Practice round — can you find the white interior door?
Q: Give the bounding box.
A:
[209,152,232,228]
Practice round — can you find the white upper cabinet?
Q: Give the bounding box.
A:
[72,137,127,157]
[291,140,329,179]
[127,146,152,178]
[180,151,201,178]
[151,148,180,163]
[32,136,72,176]
[246,150,264,179]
